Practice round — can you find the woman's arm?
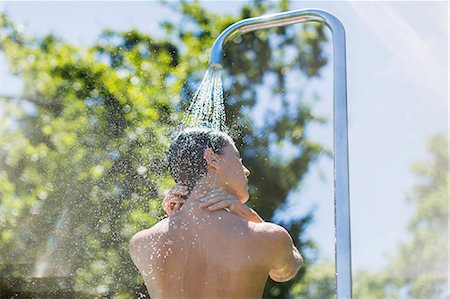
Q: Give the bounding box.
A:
[199,189,264,223]
[162,184,264,223]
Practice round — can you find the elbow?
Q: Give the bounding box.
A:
[294,246,304,271]
[297,253,304,269]
[269,258,303,283]
[288,258,303,281]
[286,254,304,281]
[269,272,289,283]
[269,268,299,283]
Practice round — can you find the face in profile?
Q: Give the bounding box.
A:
[212,139,251,202]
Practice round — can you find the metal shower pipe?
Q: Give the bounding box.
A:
[208,8,352,299]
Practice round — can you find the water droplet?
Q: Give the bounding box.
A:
[117,69,129,79]
[137,166,147,175]
[135,127,145,135]
[141,61,150,71]
[130,76,140,85]
[129,132,137,140]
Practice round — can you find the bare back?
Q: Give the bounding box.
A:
[129,207,273,299]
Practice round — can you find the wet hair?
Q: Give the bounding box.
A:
[168,128,230,194]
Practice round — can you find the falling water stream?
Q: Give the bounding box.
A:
[178,64,228,134]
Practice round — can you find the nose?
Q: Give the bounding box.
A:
[244,167,250,178]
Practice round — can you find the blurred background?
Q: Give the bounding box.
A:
[0,1,448,298]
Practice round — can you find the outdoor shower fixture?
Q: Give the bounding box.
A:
[208,9,352,299]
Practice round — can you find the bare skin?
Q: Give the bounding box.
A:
[129,140,303,299]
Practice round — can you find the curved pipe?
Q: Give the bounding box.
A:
[209,9,343,66]
[208,8,352,299]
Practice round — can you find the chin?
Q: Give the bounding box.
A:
[239,191,250,203]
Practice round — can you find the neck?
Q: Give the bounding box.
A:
[185,175,221,204]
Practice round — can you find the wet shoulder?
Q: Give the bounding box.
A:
[130,218,169,245]
[209,211,276,248]
[249,221,292,257]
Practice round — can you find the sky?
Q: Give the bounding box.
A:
[0,0,448,275]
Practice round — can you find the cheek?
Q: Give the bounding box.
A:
[231,165,244,178]
[221,160,244,182]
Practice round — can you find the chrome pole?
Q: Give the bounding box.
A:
[208,8,352,299]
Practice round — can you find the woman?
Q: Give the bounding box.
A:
[129,128,302,299]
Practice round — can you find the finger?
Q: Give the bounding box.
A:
[165,202,181,215]
[199,190,232,202]
[172,185,190,196]
[169,188,188,196]
[200,193,237,206]
[163,196,179,209]
[163,190,186,215]
[205,200,232,211]
[199,196,221,207]
[171,191,189,197]
[209,188,228,195]
[165,195,186,206]
[163,204,173,215]
[163,199,170,210]
[167,198,186,204]
[166,186,188,199]
[169,202,184,215]
[201,197,233,209]
[199,197,226,208]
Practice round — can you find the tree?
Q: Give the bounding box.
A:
[353,133,448,298]
[290,260,335,299]
[288,133,449,299]
[0,1,331,297]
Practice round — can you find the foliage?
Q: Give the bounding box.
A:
[368,133,449,299]
[300,134,449,299]
[0,0,331,297]
[290,260,335,299]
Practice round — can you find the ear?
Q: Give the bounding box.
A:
[203,148,220,170]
